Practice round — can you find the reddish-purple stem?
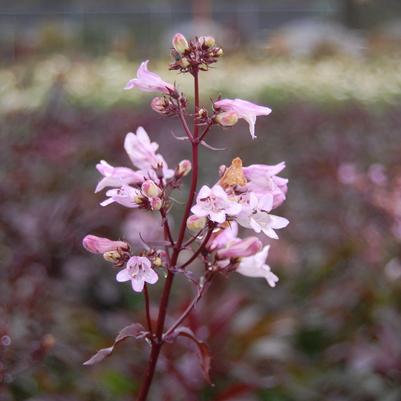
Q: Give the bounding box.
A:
[177,225,215,270]
[143,284,153,334]
[163,272,213,338]
[135,68,201,401]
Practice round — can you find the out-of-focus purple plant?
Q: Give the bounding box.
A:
[81,34,289,400]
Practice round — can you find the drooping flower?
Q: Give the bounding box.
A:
[82,235,129,254]
[125,60,174,94]
[191,185,242,224]
[243,161,288,209]
[95,160,145,193]
[236,193,289,239]
[216,236,262,260]
[214,98,272,139]
[116,256,158,292]
[236,246,279,287]
[124,127,174,179]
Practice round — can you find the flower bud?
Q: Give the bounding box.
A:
[172,33,189,54]
[176,160,192,177]
[216,237,262,260]
[142,180,162,198]
[186,215,207,232]
[151,97,169,114]
[198,108,208,119]
[150,197,163,211]
[152,256,162,267]
[214,48,224,57]
[179,57,190,68]
[103,250,122,263]
[82,235,129,254]
[215,111,239,127]
[200,36,216,48]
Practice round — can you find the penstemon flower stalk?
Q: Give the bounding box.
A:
[82,33,289,401]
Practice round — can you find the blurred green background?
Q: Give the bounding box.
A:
[1,1,401,400]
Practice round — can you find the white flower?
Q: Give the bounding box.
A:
[191,185,242,224]
[236,193,289,239]
[116,256,158,292]
[100,185,142,208]
[124,127,173,179]
[124,60,174,94]
[236,246,279,287]
[95,160,145,193]
[214,98,272,139]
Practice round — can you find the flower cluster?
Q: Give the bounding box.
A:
[187,156,288,285]
[82,32,289,400]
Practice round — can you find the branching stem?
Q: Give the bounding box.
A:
[136,67,204,401]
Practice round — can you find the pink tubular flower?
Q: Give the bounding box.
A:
[243,161,288,209]
[208,221,238,251]
[82,235,129,254]
[191,185,242,224]
[95,160,145,193]
[216,236,262,260]
[236,246,279,287]
[125,60,174,94]
[214,98,272,139]
[116,256,158,292]
[100,185,143,208]
[124,127,174,179]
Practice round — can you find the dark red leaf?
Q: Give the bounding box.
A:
[169,326,213,384]
[83,323,146,366]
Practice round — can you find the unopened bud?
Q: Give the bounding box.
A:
[179,57,190,68]
[134,194,146,205]
[198,108,208,119]
[215,111,238,127]
[186,215,207,232]
[82,235,129,254]
[176,160,192,177]
[150,197,163,211]
[151,97,169,114]
[103,250,122,263]
[172,33,189,54]
[214,48,224,57]
[153,257,162,267]
[200,35,216,48]
[142,180,162,198]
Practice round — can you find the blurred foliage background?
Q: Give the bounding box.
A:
[1,1,401,400]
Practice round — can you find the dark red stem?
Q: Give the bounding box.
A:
[163,272,213,338]
[143,284,153,334]
[177,225,215,270]
[135,68,200,401]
